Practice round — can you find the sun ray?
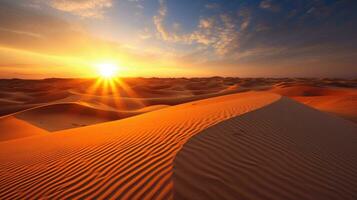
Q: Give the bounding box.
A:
[113,78,146,107]
[85,61,147,111]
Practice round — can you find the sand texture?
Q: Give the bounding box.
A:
[0,92,279,199]
[174,97,357,200]
[0,78,356,137]
[0,78,356,200]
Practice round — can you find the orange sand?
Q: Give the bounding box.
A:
[0,92,279,199]
[174,97,357,199]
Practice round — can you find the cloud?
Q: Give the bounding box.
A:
[138,28,152,40]
[46,0,113,18]
[190,15,239,55]
[205,3,219,10]
[153,0,239,56]
[0,0,175,77]
[0,1,94,55]
[259,0,280,12]
[0,27,43,39]
[238,7,251,31]
[2,0,357,78]
[153,0,170,40]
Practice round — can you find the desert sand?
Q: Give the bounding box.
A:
[174,97,357,199]
[270,85,357,123]
[0,78,356,135]
[0,92,279,199]
[0,78,356,199]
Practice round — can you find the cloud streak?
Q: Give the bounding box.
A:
[46,0,113,18]
[259,0,281,12]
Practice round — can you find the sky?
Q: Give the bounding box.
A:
[0,0,356,78]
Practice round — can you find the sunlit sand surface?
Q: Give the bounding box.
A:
[0,77,356,199]
[0,92,279,199]
[174,97,357,199]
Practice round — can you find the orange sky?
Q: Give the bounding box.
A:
[0,0,356,78]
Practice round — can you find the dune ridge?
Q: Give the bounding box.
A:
[14,102,168,132]
[270,85,357,122]
[0,92,279,199]
[1,78,356,132]
[0,102,170,139]
[173,97,357,200]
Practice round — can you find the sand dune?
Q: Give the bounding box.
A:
[294,95,357,122]
[174,97,357,200]
[0,92,279,199]
[0,78,355,129]
[0,116,47,141]
[13,102,170,132]
[0,78,249,133]
[269,85,343,96]
[14,103,128,131]
[270,85,357,122]
[0,101,169,140]
[0,89,356,199]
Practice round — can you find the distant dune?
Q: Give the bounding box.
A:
[14,103,166,132]
[269,85,357,122]
[0,78,356,132]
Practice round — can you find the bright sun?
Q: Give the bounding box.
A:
[96,63,119,78]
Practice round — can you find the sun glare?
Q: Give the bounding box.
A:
[96,62,119,78]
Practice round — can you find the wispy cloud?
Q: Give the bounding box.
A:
[153,0,171,40]
[190,15,239,55]
[0,27,43,38]
[46,0,113,18]
[259,0,280,12]
[153,0,239,56]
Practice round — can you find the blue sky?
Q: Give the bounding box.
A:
[0,0,356,78]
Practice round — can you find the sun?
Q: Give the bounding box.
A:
[96,62,119,78]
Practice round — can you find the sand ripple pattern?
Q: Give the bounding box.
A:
[174,97,357,200]
[0,92,279,199]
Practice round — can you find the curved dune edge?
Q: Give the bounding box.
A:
[0,102,170,139]
[0,116,48,142]
[0,92,279,199]
[173,97,357,200]
[13,102,170,132]
[269,85,357,123]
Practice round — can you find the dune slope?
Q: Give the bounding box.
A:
[270,85,357,123]
[174,97,357,200]
[0,116,48,141]
[0,92,279,200]
[14,102,151,132]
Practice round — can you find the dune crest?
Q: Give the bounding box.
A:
[14,102,169,132]
[270,85,357,122]
[0,92,279,199]
[174,97,357,200]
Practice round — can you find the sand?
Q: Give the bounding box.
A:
[0,92,279,199]
[0,78,356,135]
[0,78,248,134]
[0,78,356,199]
[0,116,47,141]
[14,103,169,132]
[174,97,357,199]
[270,85,357,122]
